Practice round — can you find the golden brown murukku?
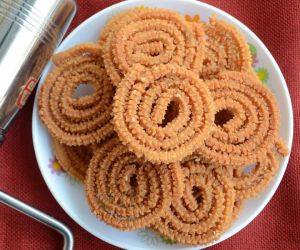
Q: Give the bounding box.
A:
[85,142,181,230]
[201,16,252,80]
[152,159,235,246]
[39,43,115,146]
[232,199,245,221]
[196,71,281,166]
[102,8,205,86]
[233,151,279,200]
[52,138,93,182]
[275,138,290,156]
[98,9,138,47]
[113,64,215,164]
[51,43,104,66]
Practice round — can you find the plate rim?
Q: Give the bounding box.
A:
[31,0,294,249]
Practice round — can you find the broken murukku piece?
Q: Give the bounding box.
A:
[39,43,115,146]
[275,138,290,157]
[196,71,281,166]
[232,199,245,221]
[85,143,180,230]
[102,8,205,86]
[201,16,252,80]
[152,158,235,246]
[233,151,279,200]
[113,64,215,164]
[52,138,93,182]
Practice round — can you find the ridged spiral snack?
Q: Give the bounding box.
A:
[85,139,183,230]
[152,158,235,246]
[196,71,281,166]
[113,63,215,163]
[233,151,279,199]
[201,16,252,80]
[102,8,205,86]
[52,138,93,182]
[39,43,115,146]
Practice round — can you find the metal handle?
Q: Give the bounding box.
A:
[0,190,74,250]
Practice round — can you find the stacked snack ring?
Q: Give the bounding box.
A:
[52,138,93,182]
[201,16,252,80]
[102,8,205,86]
[39,43,115,146]
[113,64,215,163]
[196,71,280,166]
[233,151,279,199]
[152,159,235,246]
[85,141,182,230]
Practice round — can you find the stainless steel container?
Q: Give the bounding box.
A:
[0,0,77,143]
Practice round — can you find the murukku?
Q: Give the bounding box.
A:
[233,151,279,200]
[98,9,138,47]
[196,71,281,166]
[152,159,235,246]
[113,64,215,164]
[201,16,252,80]
[232,199,245,221]
[52,138,93,182]
[275,138,290,157]
[39,43,115,146]
[85,142,181,230]
[102,8,205,86]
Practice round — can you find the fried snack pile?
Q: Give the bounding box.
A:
[38,8,289,246]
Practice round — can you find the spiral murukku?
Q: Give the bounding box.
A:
[201,16,252,80]
[113,64,215,164]
[52,138,93,182]
[196,71,281,166]
[98,9,138,47]
[152,159,235,246]
[102,8,204,86]
[85,143,182,230]
[39,43,115,146]
[233,151,279,199]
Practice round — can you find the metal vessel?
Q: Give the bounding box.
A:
[0,1,77,248]
[0,0,77,143]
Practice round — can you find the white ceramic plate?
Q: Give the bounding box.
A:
[32,0,293,249]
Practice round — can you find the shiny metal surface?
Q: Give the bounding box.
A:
[0,190,74,250]
[0,0,77,143]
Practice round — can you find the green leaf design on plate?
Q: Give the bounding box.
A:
[64,174,80,185]
[255,67,269,84]
[248,43,257,56]
[137,229,161,246]
[160,236,177,245]
[134,5,147,10]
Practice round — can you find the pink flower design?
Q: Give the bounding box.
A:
[48,158,63,175]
